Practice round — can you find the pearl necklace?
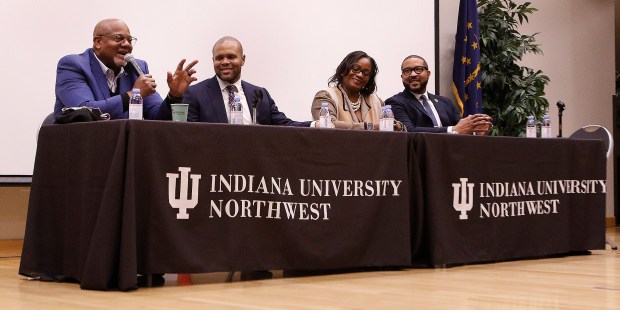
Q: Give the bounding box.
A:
[339,86,362,112]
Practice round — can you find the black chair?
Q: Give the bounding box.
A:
[41,112,55,126]
[569,125,617,250]
[36,112,55,141]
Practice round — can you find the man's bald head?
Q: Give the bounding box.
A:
[93,18,128,37]
[212,36,243,55]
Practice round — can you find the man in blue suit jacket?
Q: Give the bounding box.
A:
[386,55,491,134]
[54,19,198,120]
[185,36,312,127]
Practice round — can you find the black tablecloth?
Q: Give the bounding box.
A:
[20,120,412,290]
[411,134,607,265]
[19,121,606,290]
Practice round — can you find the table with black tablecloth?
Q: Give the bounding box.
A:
[19,120,412,290]
[410,133,607,266]
[19,120,607,290]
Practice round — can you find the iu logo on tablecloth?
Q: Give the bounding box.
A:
[452,178,474,220]
[166,167,202,219]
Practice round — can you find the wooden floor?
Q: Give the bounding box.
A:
[2,229,620,309]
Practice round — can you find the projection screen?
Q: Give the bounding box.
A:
[0,0,437,177]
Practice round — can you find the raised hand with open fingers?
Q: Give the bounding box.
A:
[167,59,199,97]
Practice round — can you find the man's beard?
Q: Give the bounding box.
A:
[403,79,427,94]
[115,59,128,68]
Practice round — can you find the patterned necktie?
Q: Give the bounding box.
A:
[226,84,238,107]
[420,95,438,127]
[226,84,239,123]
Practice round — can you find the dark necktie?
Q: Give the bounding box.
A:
[420,95,438,127]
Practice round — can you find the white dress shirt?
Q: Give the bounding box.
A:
[94,54,125,93]
[216,76,252,125]
[410,91,456,133]
[410,91,443,127]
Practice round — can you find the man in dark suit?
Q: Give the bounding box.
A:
[386,55,491,134]
[184,36,312,127]
[185,37,311,281]
[54,18,198,120]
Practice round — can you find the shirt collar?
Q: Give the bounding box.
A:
[93,53,125,78]
[409,90,429,101]
[216,76,243,93]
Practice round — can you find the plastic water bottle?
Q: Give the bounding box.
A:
[128,88,143,120]
[319,102,333,128]
[380,105,394,131]
[526,115,536,138]
[541,114,551,138]
[230,96,243,124]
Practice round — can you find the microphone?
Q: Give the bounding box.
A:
[556,100,566,112]
[123,54,144,76]
[556,100,566,137]
[253,88,263,109]
[252,88,263,124]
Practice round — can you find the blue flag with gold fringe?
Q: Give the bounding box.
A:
[452,0,482,116]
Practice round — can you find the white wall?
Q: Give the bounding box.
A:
[439,0,616,218]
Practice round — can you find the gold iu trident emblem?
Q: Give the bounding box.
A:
[452,178,474,220]
[166,167,202,219]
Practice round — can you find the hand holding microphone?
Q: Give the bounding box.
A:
[125,54,157,97]
[131,75,157,98]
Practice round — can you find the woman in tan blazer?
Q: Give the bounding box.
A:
[311,51,403,131]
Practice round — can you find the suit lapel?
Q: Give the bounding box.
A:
[241,81,255,119]
[428,93,451,126]
[404,89,429,118]
[89,50,111,99]
[206,77,229,123]
[118,72,132,94]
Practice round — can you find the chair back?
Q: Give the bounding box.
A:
[36,112,55,141]
[41,112,55,125]
[569,125,613,158]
